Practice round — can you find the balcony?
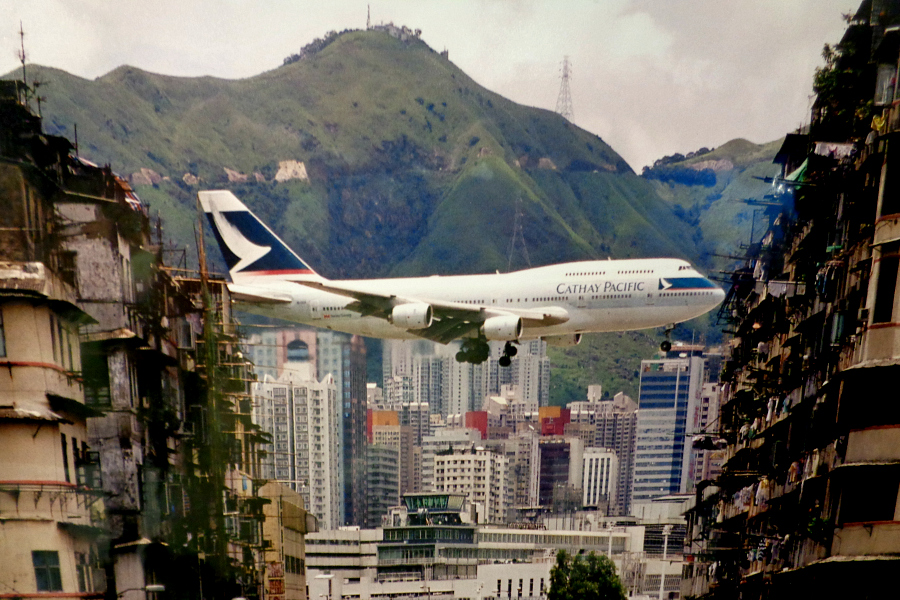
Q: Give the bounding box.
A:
[0,481,106,532]
[0,260,79,305]
[873,214,900,247]
[845,426,900,463]
[833,522,900,556]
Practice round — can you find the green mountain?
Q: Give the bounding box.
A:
[7,29,782,404]
[642,138,784,273]
[19,29,700,280]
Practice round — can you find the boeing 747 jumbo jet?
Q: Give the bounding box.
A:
[199,190,725,366]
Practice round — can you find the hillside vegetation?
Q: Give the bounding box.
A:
[643,138,784,274]
[9,29,782,403]
[22,29,700,279]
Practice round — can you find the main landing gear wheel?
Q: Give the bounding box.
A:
[498,341,518,368]
[456,339,491,364]
[660,323,675,352]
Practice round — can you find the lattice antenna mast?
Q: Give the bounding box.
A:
[16,21,28,106]
[555,56,574,122]
[507,197,531,272]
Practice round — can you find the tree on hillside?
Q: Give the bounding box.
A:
[548,549,627,600]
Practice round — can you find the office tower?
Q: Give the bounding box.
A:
[399,401,431,445]
[537,437,584,508]
[632,348,707,506]
[371,412,418,497]
[317,331,368,527]
[366,444,400,528]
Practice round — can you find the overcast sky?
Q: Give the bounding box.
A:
[0,0,853,170]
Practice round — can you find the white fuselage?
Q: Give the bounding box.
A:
[230,257,724,342]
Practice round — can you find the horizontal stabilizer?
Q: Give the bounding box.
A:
[227,284,292,305]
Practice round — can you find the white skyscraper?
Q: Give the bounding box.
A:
[383,339,549,422]
[496,339,550,408]
[582,448,618,510]
[252,367,342,529]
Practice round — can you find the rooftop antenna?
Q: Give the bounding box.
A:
[507,197,531,272]
[33,79,47,118]
[555,56,574,122]
[16,21,28,106]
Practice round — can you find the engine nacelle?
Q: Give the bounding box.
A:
[482,315,523,341]
[544,333,582,347]
[390,303,433,329]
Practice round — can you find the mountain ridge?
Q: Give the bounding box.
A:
[3,29,782,403]
[9,29,696,282]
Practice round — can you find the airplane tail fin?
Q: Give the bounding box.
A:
[198,190,321,282]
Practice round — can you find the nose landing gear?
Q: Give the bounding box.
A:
[660,323,675,352]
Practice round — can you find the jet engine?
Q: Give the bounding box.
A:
[390,303,433,329]
[483,315,523,341]
[544,333,582,347]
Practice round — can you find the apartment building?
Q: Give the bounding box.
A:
[253,371,342,529]
[684,3,900,597]
[433,447,510,524]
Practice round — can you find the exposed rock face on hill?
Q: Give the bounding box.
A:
[130,167,163,186]
[17,29,702,280]
[275,160,309,182]
[689,159,734,172]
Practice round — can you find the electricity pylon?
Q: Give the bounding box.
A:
[555,56,574,122]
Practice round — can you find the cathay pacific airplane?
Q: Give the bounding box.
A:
[199,190,724,366]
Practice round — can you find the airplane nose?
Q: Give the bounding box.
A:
[712,284,726,305]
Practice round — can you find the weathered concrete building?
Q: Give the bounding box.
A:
[684,2,900,597]
[0,87,103,597]
[0,80,281,600]
[259,482,314,600]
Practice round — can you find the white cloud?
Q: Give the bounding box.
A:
[0,0,852,168]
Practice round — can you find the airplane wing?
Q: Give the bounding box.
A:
[295,280,569,344]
